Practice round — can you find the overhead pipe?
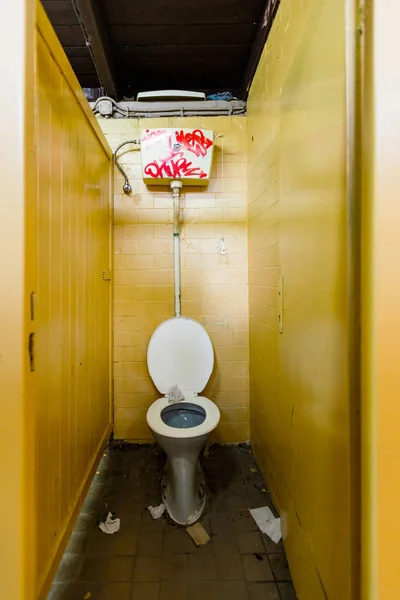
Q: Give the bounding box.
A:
[170,180,183,317]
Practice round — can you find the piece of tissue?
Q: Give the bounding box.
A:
[167,385,185,403]
[249,506,282,544]
[148,504,165,519]
[99,512,121,534]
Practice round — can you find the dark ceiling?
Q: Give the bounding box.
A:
[41,0,279,100]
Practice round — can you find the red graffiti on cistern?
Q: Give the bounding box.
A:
[144,129,213,180]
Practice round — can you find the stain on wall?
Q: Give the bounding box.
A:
[100,116,249,443]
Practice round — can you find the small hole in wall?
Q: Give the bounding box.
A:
[252,136,254,142]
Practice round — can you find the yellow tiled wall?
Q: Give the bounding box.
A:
[100,116,249,443]
[248,1,354,600]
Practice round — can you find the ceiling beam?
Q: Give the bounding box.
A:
[71,0,119,99]
[241,0,280,99]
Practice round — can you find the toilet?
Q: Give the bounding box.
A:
[146,316,220,525]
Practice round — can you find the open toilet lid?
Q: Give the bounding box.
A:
[147,317,214,394]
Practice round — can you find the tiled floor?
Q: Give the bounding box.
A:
[48,443,297,600]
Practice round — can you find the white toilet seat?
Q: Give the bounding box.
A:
[147,317,214,394]
[147,396,220,439]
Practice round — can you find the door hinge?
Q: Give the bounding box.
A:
[102,269,112,281]
[28,332,35,372]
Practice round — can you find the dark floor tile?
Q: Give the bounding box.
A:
[190,539,215,557]
[242,472,266,489]
[162,554,188,581]
[54,553,83,583]
[268,554,291,581]
[277,582,297,600]
[215,552,244,580]
[189,581,218,600]
[233,511,259,531]
[123,513,142,533]
[138,532,163,555]
[111,533,139,555]
[237,531,265,554]
[143,482,163,505]
[211,530,239,554]
[209,493,229,514]
[235,445,253,464]
[99,494,140,516]
[210,511,235,532]
[140,510,164,533]
[228,494,249,511]
[132,556,162,582]
[261,536,285,554]
[207,479,228,495]
[51,445,280,600]
[164,530,195,554]
[79,555,134,582]
[228,477,248,490]
[86,531,138,555]
[210,451,242,480]
[242,554,274,582]
[163,517,182,532]
[107,481,145,506]
[92,583,132,600]
[248,582,280,600]
[142,469,163,483]
[131,582,160,600]
[217,581,249,599]
[246,492,274,510]
[160,582,189,600]
[188,551,217,580]
[86,530,113,554]
[199,513,211,532]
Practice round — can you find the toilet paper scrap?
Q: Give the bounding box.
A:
[167,385,185,403]
[148,504,165,519]
[249,506,282,543]
[99,512,120,534]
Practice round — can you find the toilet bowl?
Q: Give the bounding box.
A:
[146,317,220,525]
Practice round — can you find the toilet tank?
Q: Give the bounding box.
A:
[141,128,214,186]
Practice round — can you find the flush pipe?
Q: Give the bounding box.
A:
[170,180,183,317]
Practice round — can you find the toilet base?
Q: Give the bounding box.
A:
[161,458,206,525]
[151,431,209,526]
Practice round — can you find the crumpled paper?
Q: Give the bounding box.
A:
[249,506,282,543]
[148,504,165,519]
[99,512,120,534]
[167,385,185,403]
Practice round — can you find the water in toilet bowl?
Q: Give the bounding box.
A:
[161,402,206,429]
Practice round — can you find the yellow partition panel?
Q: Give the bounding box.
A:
[361,1,400,599]
[0,2,113,598]
[0,1,36,598]
[100,116,249,443]
[34,5,113,598]
[248,1,356,598]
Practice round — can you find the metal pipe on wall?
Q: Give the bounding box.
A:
[170,180,183,317]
